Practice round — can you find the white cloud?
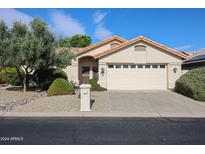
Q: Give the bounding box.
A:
[93,10,112,40]
[93,10,107,24]
[50,10,85,37]
[174,45,192,51]
[0,8,33,27]
[94,24,113,40]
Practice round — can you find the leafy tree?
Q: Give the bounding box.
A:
[19,18,72,91]
[56,37,71,47]
[0,21,26,85]
[21,18,55,70]
[9,21,28,85]
[57,34,91,48]
[0,18,73,92]
[0,21,10,71]
[69,34,91,47]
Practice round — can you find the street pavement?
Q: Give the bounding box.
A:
[0,117,205,145]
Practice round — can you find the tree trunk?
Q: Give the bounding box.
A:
[23,68,30,92]
[15,67,22,82]
[23,76,27,92]
[15,67,24,89]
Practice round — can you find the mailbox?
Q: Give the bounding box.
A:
[80,84,91,111]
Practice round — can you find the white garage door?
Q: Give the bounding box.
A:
[107,64,167,90]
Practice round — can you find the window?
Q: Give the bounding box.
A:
[115,65,121,68]
[135,45,146,51]
[145,65,151,68]
[152,65,158,69]
[160,65,165,68]
[82,67,90,74]
[138,65,143,68]
[123,65,129,68]
[108,65,114,68]
[110,43,119,48]
[130,65,136,68]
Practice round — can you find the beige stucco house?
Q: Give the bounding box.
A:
[63,35,188,90]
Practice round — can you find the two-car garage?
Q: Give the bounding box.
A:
[106,64,167,90]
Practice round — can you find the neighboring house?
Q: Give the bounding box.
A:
[182,50,205,70]
[63,35,188,90]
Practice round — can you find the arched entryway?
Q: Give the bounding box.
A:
[78,56,98,84]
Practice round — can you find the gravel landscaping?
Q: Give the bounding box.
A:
[13,94,80,112]
[0,86,46,112]
[12,91,109,112]
[0,85,109,113]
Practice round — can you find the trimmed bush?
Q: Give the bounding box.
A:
[0,67,24,86]
[175,67,205,101]
[48,78,74,96]
[89,79,107,91]
[34,68,68,90]
[89,79,100,91]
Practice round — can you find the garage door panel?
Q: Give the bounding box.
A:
[107,64,167,90]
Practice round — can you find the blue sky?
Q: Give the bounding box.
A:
[0,8,205,51]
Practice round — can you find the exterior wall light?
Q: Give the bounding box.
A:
[101,68,105,76]
[173,67,177,73]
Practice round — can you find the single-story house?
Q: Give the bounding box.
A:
[64,36,188,90]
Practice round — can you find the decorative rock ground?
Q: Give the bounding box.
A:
[0,88,46,112]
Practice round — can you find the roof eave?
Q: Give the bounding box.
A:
[94,36,188,60]
[76,36,127,56]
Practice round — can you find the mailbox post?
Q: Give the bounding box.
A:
[80,84,91,111]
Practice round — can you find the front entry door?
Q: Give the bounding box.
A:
[81,67,90,84]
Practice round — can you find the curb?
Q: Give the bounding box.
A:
[1,112,205,118]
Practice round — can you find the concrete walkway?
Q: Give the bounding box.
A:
[1,91,205,118]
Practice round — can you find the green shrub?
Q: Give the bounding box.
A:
[89,79,100,91]
[89,79,106,91]
[34,68,68,90]
[48,78,74,96]
[175,67,205,101]
[0,67,24,86]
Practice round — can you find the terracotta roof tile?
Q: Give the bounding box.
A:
[93,36,188,59]
[76,35,127,55]
[189,49,205,57]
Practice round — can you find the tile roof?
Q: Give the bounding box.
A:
[183,49,205,64]
[76,35,127,55]
[189,49,205,57]
[93,36,188,59]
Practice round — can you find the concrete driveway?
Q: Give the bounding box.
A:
[91,91,205,117]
